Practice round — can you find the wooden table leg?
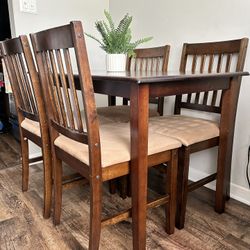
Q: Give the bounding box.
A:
[215,77,241,213]
[130,83,149,250]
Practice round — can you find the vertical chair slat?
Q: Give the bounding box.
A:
[3,56,25,109]
[208,54,214,73]
[194,93,200,104]
[48,50,67,125]
[149,58,153,71]
[211,91,218,106]
[225,54,232,72]
[42,51,60,123]
[156,57,160,71]
[145,58,149,71]
[200,55,206,73]
[18,53,38,114]
[132,58,136,71]
[203,92,209,105]
[217,54,223,73]
[63,48,83,132]
[15,54,33,113]
[212,54,223,107]
[10,55,30,111]
[134,58,138,71]
[191,55,197,73]
[55,49,75,129]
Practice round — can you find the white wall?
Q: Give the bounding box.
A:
[7,0,109,155]
[110,0,250,204]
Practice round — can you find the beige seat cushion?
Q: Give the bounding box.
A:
[54,123,181,168]
[20,113,114,137]
[97,105,159,123]
[149,115,219,146]
[21,118,41,137]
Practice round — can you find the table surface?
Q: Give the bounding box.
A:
[91,70,249,83]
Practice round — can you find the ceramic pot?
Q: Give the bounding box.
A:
[106,53,127,72]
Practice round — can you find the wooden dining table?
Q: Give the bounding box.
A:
[90,70,248,249]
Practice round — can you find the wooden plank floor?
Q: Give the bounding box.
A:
[0,133,249,249]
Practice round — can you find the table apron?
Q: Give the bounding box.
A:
[93,77,230,98]
[149,78,230,97]
[93,80,131,98]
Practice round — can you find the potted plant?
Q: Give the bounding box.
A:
[85,10,153,72]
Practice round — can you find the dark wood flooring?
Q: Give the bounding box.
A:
[0,133,250,249]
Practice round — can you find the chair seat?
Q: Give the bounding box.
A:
[20,113,116,138]
[21,118,41,137]
[97,105,159,123]
[54,122,181,168]
[150,115,220,146]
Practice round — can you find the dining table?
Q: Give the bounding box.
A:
[89,70,248,249]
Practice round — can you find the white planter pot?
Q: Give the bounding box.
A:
[106,54,127,72]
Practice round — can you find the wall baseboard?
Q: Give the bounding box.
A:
[189,167,250,206]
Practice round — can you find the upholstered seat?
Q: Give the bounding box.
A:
[21,118,41,137]
[54,122,181,167]
[97,105,159,123]
[150,115,219,146]
[20,114,115,138]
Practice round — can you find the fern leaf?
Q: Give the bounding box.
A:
[104,10,115,31]
[102,21,110,34]
[84,33,104,47]
[116,14,132,34]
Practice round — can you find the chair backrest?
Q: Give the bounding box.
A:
[0,36,46,124]
[109,45,170,115]
[30,21,101,173]
[174,38,248,114]
[127,45,169,72]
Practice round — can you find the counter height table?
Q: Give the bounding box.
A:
[89,70,248,249]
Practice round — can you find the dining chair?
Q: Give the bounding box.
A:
[30,21,181,249]
[97,45,170,121]
[149,38,248,229]
[0,37,52,218]
[97,45,170,196]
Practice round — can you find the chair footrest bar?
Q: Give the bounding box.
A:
[188,173,217,192]
[101,195,169,227]
[62,173,88,189]
[29,156,43,164]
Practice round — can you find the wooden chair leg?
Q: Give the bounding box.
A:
[89,177,102,250]
[53,155,63,225]
[21,134,29,192]
[216,140,233,211]
[109,179,117,194]
[119,175,129,199]
[215,140,232,213]
[165,149,178,234]
[215,169,227,213]
[226,186,231,201]
[175,146,190,230]
[42,142,53,219]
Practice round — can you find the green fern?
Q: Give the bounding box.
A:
[85,10,153,57]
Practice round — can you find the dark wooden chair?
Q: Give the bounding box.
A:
[97,46,170,196]
[97,45,170,122]
[30,21,181,249]
[149,38,248,229]
[0,37,52,218]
